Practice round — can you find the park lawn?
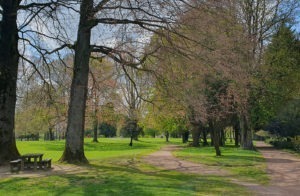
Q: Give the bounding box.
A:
[15,138,182,162]
[0,138,251,195]
[174,143,269,184]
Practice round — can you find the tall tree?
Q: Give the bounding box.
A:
[238,0,299,64]
[117,64,151,145]
[59,0,93,163]
[236,0,299,149]
[149,1,250,154]
[60,0,187,163]
[0,0,21,163]
[0,0,68,164]
[252,24,300,130]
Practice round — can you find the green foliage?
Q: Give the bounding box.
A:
[143,128,159,138]
[142,96,188,138]
[99,122,117,137]
[267,137,300,153]
[15,83,68,136]
[292,139,300,152]
[252,24,300,130]
[268,138,294,149]
[119,119,143,138]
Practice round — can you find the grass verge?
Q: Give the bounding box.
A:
[173,144,269,184]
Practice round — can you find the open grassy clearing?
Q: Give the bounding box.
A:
[15,138,182,162]
[0,138,251,195]
[174,142,269,184]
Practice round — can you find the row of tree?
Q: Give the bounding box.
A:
[142,1,300,155]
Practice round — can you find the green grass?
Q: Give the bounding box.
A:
[0,138,251,195]
[16,138,182,162]
[174,143,269,184]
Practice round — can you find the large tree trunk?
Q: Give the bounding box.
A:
[0,0,20,165]
[191,124,200,147]
[239,114,253,150]
[60,0,93,163]
[209,120,221,156]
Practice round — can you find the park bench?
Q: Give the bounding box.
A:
[10,159,22,172]
[38,158,52,169]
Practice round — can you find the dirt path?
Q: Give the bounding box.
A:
[143,145,228,176]
[143,143,300,196]
[254,141,300,195]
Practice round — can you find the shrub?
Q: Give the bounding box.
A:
[267,138,293,149]
[99,122,117,138]
[292,139,300,152]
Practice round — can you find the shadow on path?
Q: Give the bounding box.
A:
[143,142,300,196]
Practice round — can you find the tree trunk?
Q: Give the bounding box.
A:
[209,120,221,156]
[234,123,240,147]
[202,129,208,146]
[210,136,214,146]
[60,0,93,163]
[220,129,225,146]
[239,114,253,150]
[182,130,189,143]
[165,131,169,142]
[92,116,98,143]
[49,128,54,141]
[129,135,133,146]
[191,124,200,147]
[0,0,20,165]
[129,120,136,146]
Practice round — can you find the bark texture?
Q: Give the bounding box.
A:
[60,0,93,163]
[209,120,221,156]
[202,128,208,146]
[92,119,99,143]
[240,114,253,150]
[191,124,200,147]
[0,0,20,164]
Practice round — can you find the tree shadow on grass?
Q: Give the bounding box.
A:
[86,163,248,195]
[0,161,250,196]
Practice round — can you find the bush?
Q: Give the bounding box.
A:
[267,138,293,149]
[292,139,300,152]
[143,128,159,138]
[99,122,117,138]
[119,120,143,139]
[85,129,93,137]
